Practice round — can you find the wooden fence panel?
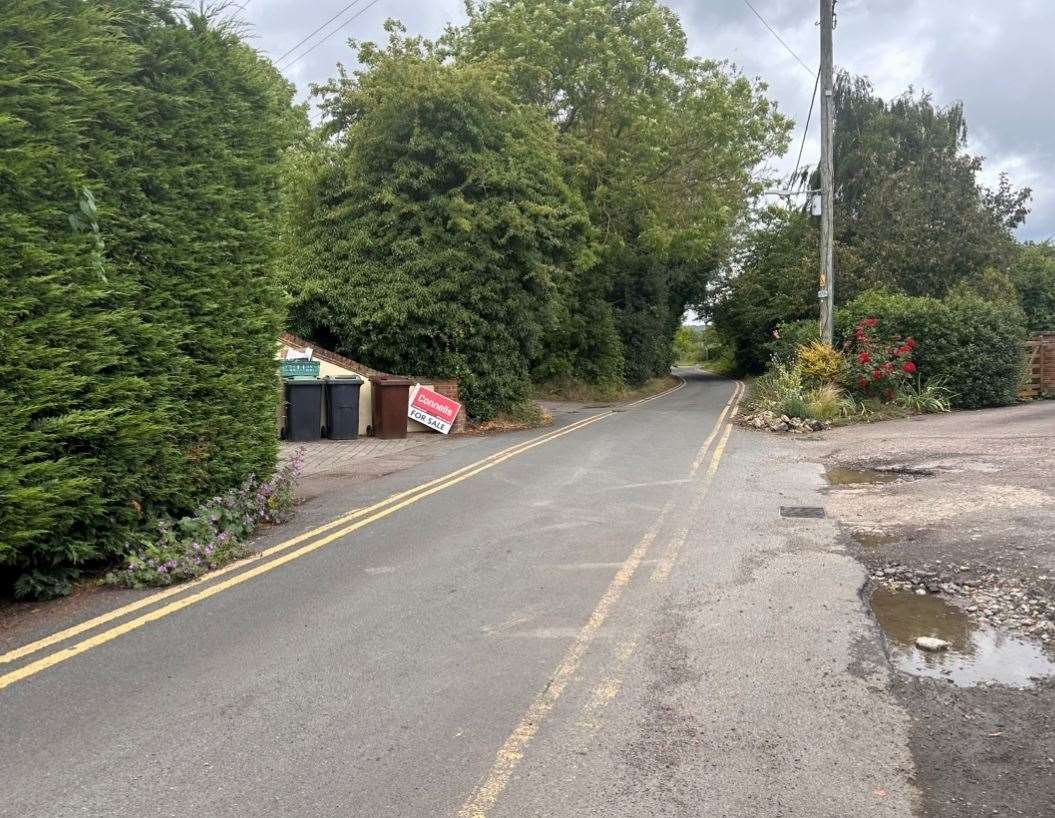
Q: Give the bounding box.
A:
[1020,333,1055,400]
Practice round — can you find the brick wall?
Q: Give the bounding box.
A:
[424,378,467,433]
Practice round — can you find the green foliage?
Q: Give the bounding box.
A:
[107,450,303,589]
[284,34,593,420]
[819,73,1028,297]
[750,363,850,421]
[837,291,1027,409]
[797,342,845,388]
[711,209,816,372]
[895,377,953,414]
[1009,243,1055,332]
[447,0,791,383]
[767,319,819,365]
[673,326,705,364]
[1,1,303,595]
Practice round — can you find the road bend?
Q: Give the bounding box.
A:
[0,370,914,817]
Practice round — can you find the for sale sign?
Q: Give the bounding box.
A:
[408,385,462,434]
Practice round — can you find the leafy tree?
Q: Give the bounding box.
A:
[810,73,1030,297]
[1009,243,1055,332]
[446,0,791,382]
[711,209,818,372]
[1,0,302,596]
[283,29,595,419]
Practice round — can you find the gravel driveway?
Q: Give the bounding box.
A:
[797,401,1055,818]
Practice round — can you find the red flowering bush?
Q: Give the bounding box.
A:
[843,317,918,401]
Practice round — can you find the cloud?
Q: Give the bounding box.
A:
[240,0,1054,240]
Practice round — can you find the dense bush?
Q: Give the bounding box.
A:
[767,319,820,364]
[107,450,303,589]
[1,1,302,596]
[1010,243,1055,332]
[711,209,817,372]
[837,291,1027,409]
[282,44,595,420]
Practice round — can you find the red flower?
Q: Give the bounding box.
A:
[873,369,884,380]
[865,317,879,327]
[858,352,871,364]
[906,338,917,350]
[896,345,910,356]
[857,377,869,388]
[903,361,917,374]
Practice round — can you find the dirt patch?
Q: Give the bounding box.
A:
[807,403,1055,817]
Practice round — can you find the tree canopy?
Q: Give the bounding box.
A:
[712,72,1038,372]
[283,1,791,402]
[282,29,596,418]
[820,73,1029,297]
[446,0,792,382]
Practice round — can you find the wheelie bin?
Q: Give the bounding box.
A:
[284,379,324,442]
[369,375,413,439]
[324,376,363,440]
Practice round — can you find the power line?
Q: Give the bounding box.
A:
[226,0,254,24]
[791,69,821,186]
[282,0,385,71]
[274,0,368,66]
[740,0,815,77]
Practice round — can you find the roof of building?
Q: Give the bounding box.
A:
[278,332,391,379]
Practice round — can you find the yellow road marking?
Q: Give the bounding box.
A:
[689,381,743,475]
[650,420,735,585]
[0,409,633,692]
[455,381,740,818]
[4,377,687,669]
[0,408,623,670]
[456,499,675,818]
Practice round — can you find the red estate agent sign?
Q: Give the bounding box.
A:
[408,385,462,434]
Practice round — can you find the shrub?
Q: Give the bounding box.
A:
[750,363,851,421]
[797,341,846,388]
[767,319,820,364]
[842,317,917,400]
[896,377,953,414]
[1,2,303,596]
[838,290,1027,409]
[712,209,817,373]
[1009,243,1055,332]
[108,450,304,589]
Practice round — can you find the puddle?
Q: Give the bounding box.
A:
[851,529,899,547]
[870,587,1055,688]
[826,466,900,486]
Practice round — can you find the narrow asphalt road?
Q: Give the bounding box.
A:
[1,371,915,817]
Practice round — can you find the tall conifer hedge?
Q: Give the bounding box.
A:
[0,0,302,596]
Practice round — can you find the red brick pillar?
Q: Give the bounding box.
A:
[428,379,467,433]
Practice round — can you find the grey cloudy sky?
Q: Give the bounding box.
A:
[237,0,1054,241]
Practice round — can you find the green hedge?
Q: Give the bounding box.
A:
[837,290,1027,409]
[0,1,302,597]
[282,52,593,420]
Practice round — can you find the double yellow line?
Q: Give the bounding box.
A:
[0,379,686,692]
[456,379,743,818]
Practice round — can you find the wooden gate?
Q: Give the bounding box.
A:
[1020,332,1055,400]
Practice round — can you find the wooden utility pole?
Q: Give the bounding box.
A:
[818,0,835,344]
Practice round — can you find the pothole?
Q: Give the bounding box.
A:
[826,466,900,486]
[826,465,934,486]
[870,586,1055,688]
[851,529,899,547]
